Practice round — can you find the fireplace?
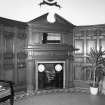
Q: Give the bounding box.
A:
[36,61,65,90]
[26,44,74,93]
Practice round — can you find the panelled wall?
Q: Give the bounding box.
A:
[0,20,27,91]
[26,24,74,92]
[73,25,105,87]
[0,16,105,92]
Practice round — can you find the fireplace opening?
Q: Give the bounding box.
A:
[38,63,64,90]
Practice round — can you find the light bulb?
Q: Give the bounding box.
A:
[47,12,56,23]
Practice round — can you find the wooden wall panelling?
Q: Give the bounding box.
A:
[74,64,82,80]
[66,58,74,88]
[0,29,2,79]
[101,30,105,36]
[0,26,5,79]
[4,70,14,81]
[16,37,26,88]
[65,59,70,88]
[73,64,91,87]
[74,39,84,54]
[73,29,93,88]
[73,26,105,88]
[13,27,18,86]
[2,29,15,81]
[74,57,84,63]
[86,39,97,54]
[16,36,26,52]
[62,32,73,45]
[86,30,95,37]
[17,32,27,40]
[99,39,105,51]
[31,32,42,44]
[81,65,91,81]
[14,28,27,91]
[74,30,84,37]
[17,66,27,91]
[27,60,35,93]
[3,31,14,52]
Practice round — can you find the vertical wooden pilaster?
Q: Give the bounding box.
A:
[26,25,34,94]
[26,60,34,94]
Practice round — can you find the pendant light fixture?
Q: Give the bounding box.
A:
[47,11,56,23]
[39,0,61,23]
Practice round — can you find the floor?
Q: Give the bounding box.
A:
[14,92,105,105]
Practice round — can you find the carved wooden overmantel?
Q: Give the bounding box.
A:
[26,13,75,93]
[25,44,74,92]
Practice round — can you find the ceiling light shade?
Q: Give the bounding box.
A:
[38,64,45,72]
[47,12,56,23]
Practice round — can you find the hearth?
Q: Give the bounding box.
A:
[36,61,65,90]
